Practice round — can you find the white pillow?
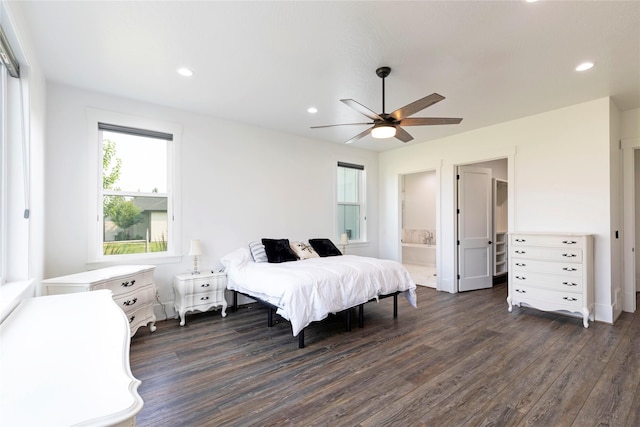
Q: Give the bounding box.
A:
[220,247,251,270]
[248,240,268,263]
[289,241,320,260]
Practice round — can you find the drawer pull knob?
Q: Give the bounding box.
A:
[562,253,577,258]
[515,263,526,267]
[515,238,526,242]
[129,315,135,323]
[515,276,526,280]
[123,297,138,306]
[562,240,577,245]
[562,282,578,287]
[200,283,210,288]
[563,296,578,302]
[515,250,526,254]
[515,289,526,293]
[200,296,210,301]
[563,267,578,272]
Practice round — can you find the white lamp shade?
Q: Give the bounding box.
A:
[371,124,396,139]
[188,239,203,256]
[340,233,349,245]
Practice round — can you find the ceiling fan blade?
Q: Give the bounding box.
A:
[311,122,373,129]
[345,127,373,144]
[399,117,463,126]
[341,99,383,121]
[394,126,414,143]
[390,93,445,121]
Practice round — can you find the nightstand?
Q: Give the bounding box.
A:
[173,271,228,326]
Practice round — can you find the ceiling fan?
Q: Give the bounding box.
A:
[312,67,462,144]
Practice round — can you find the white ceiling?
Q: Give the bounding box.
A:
[15,0,640,151]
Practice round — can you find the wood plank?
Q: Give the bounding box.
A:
[128,285,639,426]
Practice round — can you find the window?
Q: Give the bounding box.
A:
[337,161,366,242]
[88,111,181,262]
[0,66,6,283]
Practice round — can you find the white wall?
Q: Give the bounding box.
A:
[0,1,47,319]
[379,97,617,322]
[44,83,379,314]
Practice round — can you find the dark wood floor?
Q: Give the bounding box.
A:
[130,283,640,426]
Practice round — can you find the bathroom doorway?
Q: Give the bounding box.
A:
[401,170,437,288]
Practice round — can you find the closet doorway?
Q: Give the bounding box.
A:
[456,158,508,292]
[401,170,437,288]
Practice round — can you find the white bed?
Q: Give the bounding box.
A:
[220,248,417,345]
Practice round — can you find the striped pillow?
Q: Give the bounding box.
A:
[248,241,268,263]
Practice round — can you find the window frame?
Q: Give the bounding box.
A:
[87,109,182,264]
[336,161,367,243]
[0,66,6,284]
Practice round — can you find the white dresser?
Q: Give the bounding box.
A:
[0,290,143,426]
[173,271,228,326]
[507,232,594,328]
[42,265,157,336]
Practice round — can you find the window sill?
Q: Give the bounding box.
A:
[0,280,35,323]
[87,255,182,267]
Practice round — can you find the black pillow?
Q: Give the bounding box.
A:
[261,238,299,263]
[308,238,342,257]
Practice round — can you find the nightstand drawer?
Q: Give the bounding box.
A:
[189,276,225,295]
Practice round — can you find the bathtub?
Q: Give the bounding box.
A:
[401,243,436,267]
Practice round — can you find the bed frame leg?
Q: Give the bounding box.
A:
[345,309,352,332]
[298,329,305,349]
[393,294,398,318]
[358,304,364,328]
[267,307,273,327]
[233,291,238,311]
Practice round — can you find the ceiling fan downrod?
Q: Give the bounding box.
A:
[376,66,391,115]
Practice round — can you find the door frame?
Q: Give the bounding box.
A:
[622,137,639,313]
[440,147,515,294]
[457,165,493,292]
[397,168,440,287]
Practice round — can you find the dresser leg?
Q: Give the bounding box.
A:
[221,300,228,318]
[582,309,590,328]
[507,296,513,312]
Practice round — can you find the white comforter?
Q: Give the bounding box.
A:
[220,248,417,336]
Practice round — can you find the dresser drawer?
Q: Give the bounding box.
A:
[113,284,156,314]
[95,269,154,296]
[511,259,582,277]
[126,303,155,336]
[511,234,586,248]
[510,246,582,262]
[512,272,583,292]
[512,285,584,308]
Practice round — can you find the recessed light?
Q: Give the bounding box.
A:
[177,67,193,77]
[575,62,595,72]
[307,107,318,114]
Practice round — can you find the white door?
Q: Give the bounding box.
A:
[458,166,493,292]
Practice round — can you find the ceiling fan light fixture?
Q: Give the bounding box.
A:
[371,124,396,139]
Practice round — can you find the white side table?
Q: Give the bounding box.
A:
[173,271,228,326]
